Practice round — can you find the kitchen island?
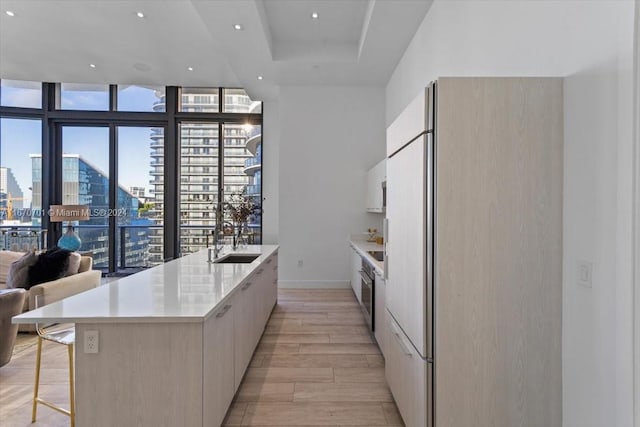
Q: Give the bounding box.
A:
[13,245,279,427]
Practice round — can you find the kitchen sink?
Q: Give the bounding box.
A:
[367,251,384,262]
[213,254,260,264]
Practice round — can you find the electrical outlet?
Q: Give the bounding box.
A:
[84,330,99,354]
[297,259,303,267]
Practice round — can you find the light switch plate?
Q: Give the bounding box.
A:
[577,261,593,288]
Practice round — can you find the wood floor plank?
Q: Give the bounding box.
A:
[329,334,375,344]
[236,382,295,402]
[299,343,381,355]
[383,402,406,426]
[366,354,385,368]
[293,382,393,402]
[270,312,329,320]
[243,367,334,383]
[260,334,331,344]
[223,402,248,426]
[259,354,369,368]
[254,343,300,355]
[265,324,370,335]
[334,367,387,383]
[241,402,388,426]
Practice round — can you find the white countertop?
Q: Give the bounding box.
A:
[13,245,279,325]
[349,238,385,276]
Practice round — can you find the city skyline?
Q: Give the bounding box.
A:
[0,85,162,207]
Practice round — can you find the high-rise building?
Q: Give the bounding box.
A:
[31,154,150,269]
[148,89,262,258]
[0,167,24,220]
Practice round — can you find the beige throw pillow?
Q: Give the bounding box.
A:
[66,252,82,276]
[0,250,25,284]
[7,251,38,289]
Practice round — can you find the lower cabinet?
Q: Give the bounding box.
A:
[233,279,258,389]
[374,270,386,357]
[233,252,279,391]
[385,312,431,427]
[350,246,362,303]
[203,302,235,427]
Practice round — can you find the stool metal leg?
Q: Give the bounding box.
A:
[31,336,43,422]
[68,343,75,427]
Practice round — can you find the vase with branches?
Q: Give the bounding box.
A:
[223,192,260,249]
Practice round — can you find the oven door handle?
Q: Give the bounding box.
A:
[358,270,373,285]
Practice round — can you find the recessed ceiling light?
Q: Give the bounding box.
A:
[233,24,243,31]
[187,66,194,71]
[257,75,264,81]
[89,64,96,68]
[136,12,145,18]
[5,10,15,17]
[311,12,319,19]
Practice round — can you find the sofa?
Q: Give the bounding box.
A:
[0,250,101,332]
[0,289,26,367]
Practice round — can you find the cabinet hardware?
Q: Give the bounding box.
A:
[216,304,232,318]
[242,282,252,291]
[391,323,413,357]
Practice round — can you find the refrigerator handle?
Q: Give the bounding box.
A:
[383,218,389,280]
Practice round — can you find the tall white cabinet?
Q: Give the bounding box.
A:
[385,78,563,427]
[366,159,386,213]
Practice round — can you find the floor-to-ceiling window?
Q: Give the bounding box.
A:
[61,126,110,267]
[117,126,163,269]
[0,80,262,275]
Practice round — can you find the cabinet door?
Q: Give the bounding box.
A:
[374,271,386,356]
[385,313,430,427]
[350,247,362,303]
[386,134,429,358]
[203,301,235,427]
[268,254,279,313]
[233,281,256,389]
[252,267,266,342]
[366,160,386,213]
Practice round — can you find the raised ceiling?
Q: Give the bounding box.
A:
[0,0,432,101]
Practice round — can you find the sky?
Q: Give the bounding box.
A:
[0,85,161,205]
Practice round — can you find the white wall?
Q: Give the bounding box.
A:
[262,99,280,245]
[385,1,636,427]
[275,86,385,287]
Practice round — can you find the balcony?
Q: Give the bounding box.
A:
[245,129,262,155]
[245,184,261,196]
[243,156,262,176]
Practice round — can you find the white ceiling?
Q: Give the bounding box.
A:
[0,0,432,101]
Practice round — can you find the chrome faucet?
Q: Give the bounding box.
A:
[212,222,224,259]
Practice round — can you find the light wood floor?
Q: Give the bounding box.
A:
[0,289,403,427]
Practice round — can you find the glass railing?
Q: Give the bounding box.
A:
[244,156,262,169]
[0,226,48,252]
[1,222,262,271]
[245,184,261,196]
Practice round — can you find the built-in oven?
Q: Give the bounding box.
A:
[360,258,375,332]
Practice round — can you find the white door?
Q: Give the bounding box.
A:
[386,134,429,358]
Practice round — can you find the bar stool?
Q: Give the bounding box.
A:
[32,295,75,426]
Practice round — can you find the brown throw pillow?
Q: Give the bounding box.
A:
[7,251,38,289]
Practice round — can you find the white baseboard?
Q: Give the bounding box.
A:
[277,280,350,289]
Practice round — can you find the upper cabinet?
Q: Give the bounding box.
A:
[386,87,432,156]
[366,159,386,213]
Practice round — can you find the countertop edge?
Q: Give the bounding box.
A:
[349,239,385,277]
